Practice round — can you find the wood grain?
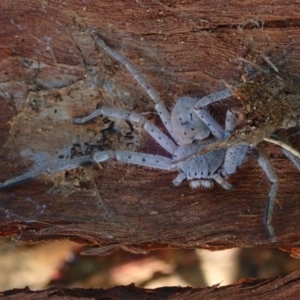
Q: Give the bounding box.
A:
[1,0,300,297]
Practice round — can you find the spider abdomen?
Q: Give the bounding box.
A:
[180,149,225,180]
[175,141,226,180]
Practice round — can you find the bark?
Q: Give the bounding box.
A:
[1,0,300,297]
[2,268,300,299]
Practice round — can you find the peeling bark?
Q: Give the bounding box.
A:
[2,268,300,299]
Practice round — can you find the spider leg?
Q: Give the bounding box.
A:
[0,168,42,189]
[263,135,300,170]
[264,137,300,163]
[251,146,279,242]
[92,34,178,143]
[221,145,248,178]
[93,150,175,171]
[74,106,177,155]
[172,173,187,186]
[225,108,237,132]
[195,89,233,107]
[193,89,234,140]
[213,174,233,190]
[0,156,93,189]
[220,106,249,177]
[282,148,300,171]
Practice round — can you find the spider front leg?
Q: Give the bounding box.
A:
[193,88,234,139]
[74,106,177,155]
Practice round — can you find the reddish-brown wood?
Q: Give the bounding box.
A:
[1,0,300,297]
[1,0,300,250]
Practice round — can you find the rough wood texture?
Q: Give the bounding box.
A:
[1,0,300,296]
[2,268,300,299]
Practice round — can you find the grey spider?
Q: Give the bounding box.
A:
[0,33,298,242]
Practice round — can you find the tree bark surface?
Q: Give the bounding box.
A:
[1,0,300,297]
